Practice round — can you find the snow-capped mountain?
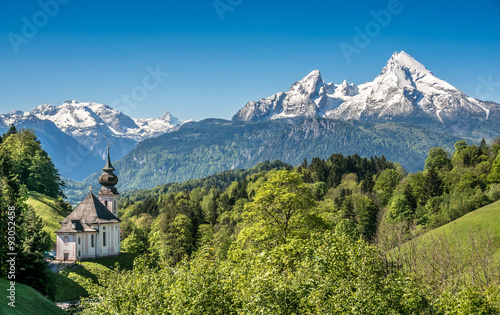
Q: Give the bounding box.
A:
[233,70,358,121]
[0,101,189,179]
[28,100,183,143]
[233,51,499,137]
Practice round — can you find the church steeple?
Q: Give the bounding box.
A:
[102,145,115,172]
[99,145,118,193]
[98,145,119,216]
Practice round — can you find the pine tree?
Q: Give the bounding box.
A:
[403,183,417,210]
[16,206,53,300]
[420,167,443,205]
[340,196,356,223]
[6,123,17,138]
[360,172,375,193]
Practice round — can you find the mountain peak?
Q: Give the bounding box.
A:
[300,70,322,82]
[290,70,324,96]
[159,110,180,124]
[385,51,428,73]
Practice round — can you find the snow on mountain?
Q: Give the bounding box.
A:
[29,100,183,141]
[1,100,188,162]
[233,70,359,121]
[233,51,499,128]
[326,51,493,123]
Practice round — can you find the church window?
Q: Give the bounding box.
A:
[91,235,94,247]
[105,200,108,207]
[78,237,80,245]
[63,236,69,245]
[78,250,80,257]
[103,232,106,246]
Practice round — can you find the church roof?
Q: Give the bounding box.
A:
[59,193,121,227]
[55,220,98,233]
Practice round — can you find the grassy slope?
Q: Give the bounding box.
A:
[26,191,65,243]
[415,200,500,259]
[0,278,66,315]
[53,253,139,302]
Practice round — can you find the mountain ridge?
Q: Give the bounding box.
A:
[233,51,500,139]
[0,100,190,180]
[79,117,461,193]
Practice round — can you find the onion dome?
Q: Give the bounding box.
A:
[99,145,119,195]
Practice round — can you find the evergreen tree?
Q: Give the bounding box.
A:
[403,183,417,210]
[6,123,17,138]
[420,167,443,205]
[0,144,54,299]
[2,129,65,197]
[360,171,374,193]
[340,196,356,223]
[16,206,53,299]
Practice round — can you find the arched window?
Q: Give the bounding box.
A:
[63,236,69,245]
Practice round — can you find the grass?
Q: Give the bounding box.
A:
[417,199,500,258]
[0,278,66,315]
[26,191,66,243]
[53,252,139,302]
[389,200,500,289]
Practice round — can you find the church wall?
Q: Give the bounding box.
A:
[98,194,119,216]
[77,232,97,259]
[56,234,76,261]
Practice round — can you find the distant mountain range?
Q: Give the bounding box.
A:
[79,118,461,194]
[233,51,500,139]
[2,51,499,192]
[0,100,187,180]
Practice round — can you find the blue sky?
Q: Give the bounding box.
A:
[0,0,499,121]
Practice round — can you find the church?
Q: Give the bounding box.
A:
[55,147,121,261]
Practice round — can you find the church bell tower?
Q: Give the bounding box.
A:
[98,145,119,217]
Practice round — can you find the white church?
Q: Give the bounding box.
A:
[55,147,121,261]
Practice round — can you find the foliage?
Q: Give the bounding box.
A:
[2,129,65,198]
[78,137,500,313]
[81,233,435,314]
[425,147,452,171]
[239,170,315,249]
[0,127,68,301]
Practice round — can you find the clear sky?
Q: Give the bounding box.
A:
[0,0,499,121]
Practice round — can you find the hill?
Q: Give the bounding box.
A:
[26,192,67,243]
[387,200,500,291]
[0,278,66,315]
[416,199,500,259]
[53,253,139,302]
[81,117,461,193]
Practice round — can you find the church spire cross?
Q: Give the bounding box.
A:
[102,143,115,172]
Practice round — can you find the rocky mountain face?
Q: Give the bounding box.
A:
[0,100,187,180]
[79,118,460,193]
[233,51,500,139]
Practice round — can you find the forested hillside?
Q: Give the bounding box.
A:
[81,118,461,194]
[0,125,61,300]
[78,137,500,313]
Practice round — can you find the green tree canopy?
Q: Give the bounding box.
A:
[425,147,452,171]
[238,170,315,250]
